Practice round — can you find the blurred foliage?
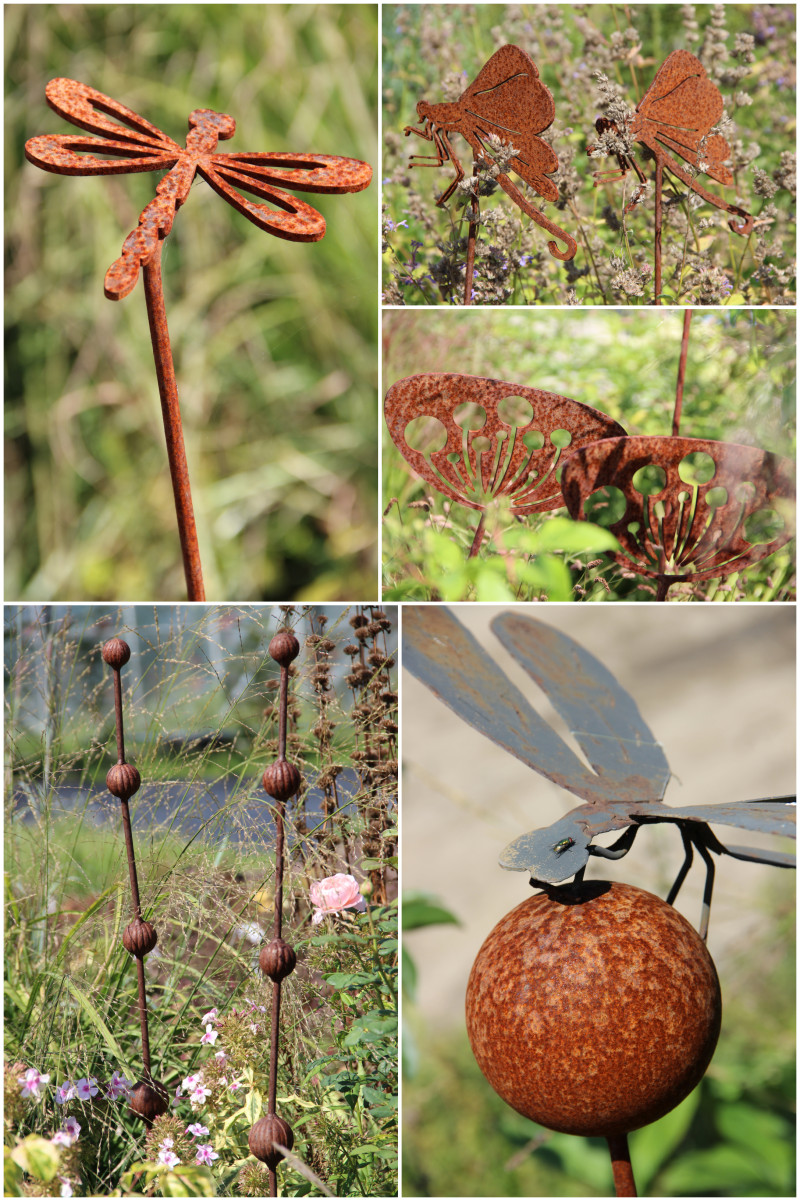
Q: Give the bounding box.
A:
[382,3,796,305]
[402,877,795,1197]
[5,4,378,601]
[382,308,796,600]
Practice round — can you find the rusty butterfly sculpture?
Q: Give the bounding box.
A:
[588,50,754,301]
[404,45,576,261]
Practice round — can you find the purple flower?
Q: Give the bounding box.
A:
[18,1068,50,1100]
[52,1131,74,1148]
[74,1077,99,1101]
[158,1148,181,1169]
[54,1080,76,1106]
[186,1122,209,1138]
[106,1071,133,1101]
[195,1143,219,1167]
[200,1024,218,1047]
[62,1116,81,1140]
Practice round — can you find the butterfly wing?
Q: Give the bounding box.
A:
[491,612,670,802]
[460,45,559,199]
[633,50,734,184]
[404,606,627,804]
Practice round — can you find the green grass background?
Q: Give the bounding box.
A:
[6,5,378,602]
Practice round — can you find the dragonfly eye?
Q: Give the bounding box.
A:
[553,838,575,854]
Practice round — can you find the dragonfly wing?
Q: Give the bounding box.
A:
[25,134,178,176]
[723,845,795,869]
[665,797,796,840]
[212,152,372,194]
[404,606,619,803]
[491,612,670,802]
[43,78,180,150]
[463,45,555,138]
[199,162,328,241]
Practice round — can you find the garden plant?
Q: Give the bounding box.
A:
[382,4,795,306]
[4,605,398,1197]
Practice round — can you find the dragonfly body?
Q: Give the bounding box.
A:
[25,78,372,299]
[404,606,795,938]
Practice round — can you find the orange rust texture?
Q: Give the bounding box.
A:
[561,435,796,583]
[384,373,626,515]
[465,882,721,1138]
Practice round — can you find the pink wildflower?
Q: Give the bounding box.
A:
[310,873,367,924]
[201,1007,218,1024]
[52,1131,74,1148]
[200,1024,218,1047]
[62,1116,81,1140]
[106,1071,133,1101]
[195,1143,219,1166]
[158,1148,181,1169]
[59,1178,74,1198]
[54,1080,76,1106]
[186,1122,209,1138]
[18,1068,50,1099]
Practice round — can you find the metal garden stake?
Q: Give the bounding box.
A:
[405,606,795,1195]
[404,44,576,303]
[102,636,168,1123]
[248,626,302,1196]
[25,79,372,600]
[588,50,755,304]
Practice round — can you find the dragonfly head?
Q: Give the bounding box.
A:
[188,110,236,142]
[499,824,591,885]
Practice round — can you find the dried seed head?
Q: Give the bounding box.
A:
[129,1078,169,1122]
[122,919,158,958]
[269,630,300,667]
[248,1113,294,1168]
[106,762,141,801]
[102,637,131,669]
[259,938,297,982]
[262,759,301,800]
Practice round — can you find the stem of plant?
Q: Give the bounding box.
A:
[673,309,692,435]
[142,239,206,601]
[607,1133,637,1196]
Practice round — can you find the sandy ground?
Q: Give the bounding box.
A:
[401,604,796,1029]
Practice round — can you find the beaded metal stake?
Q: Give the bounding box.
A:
[102,637,168,1123]
[249,628,302,1196]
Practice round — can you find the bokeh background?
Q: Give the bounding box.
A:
[403,604,795,1195]
[6,4,378,601]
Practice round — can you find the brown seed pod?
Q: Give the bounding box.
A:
[106,762,141,801]
[122,919,158,958]
[102,637,131,669]
[129,1078,169,1122]
[269,630,300,667]
[248,1113,294,1168]
[263,759,301,801]
[465,881,721,1138]
[259,938,297,982]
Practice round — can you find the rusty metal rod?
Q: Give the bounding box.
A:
[673,310,693,436]
[464,164,479,306]
[142,240,206,601]
[607,1134,638,1196]
[468,512,486,559]
[653,159,663,305]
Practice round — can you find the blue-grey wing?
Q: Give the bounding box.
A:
[491,612,670,802]
[404,606,620,803]
[666,797,796,840]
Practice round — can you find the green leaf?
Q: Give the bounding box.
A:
[402,895,459,930]
[402,946,417,1001]
[3,1146,24,1196]
[628,1087,701,1190]
[159,1166,219,1197]
[242,1088,262,1125]
[61,975,135,1075]
[11,1135,61,1183]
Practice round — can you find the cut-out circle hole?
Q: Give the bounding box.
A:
[743,508,784,544]
[497,394,534,428]
[404,415,447,454]
[632,464,666,496]
[472,436,492,454]
[550,428,572,449]
[704,486,728,509]
[678,451,716,486]
[454,402,486,431]
[583,485,626,528]
[522,429,545,451]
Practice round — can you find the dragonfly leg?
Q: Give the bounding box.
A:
[587,824,638,861]
[665,827,694,907]
[694,836,716,942]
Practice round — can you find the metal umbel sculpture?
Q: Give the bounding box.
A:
[384,373,626,557]
[25,79,372,600]
[588,50,755,304]
[405,606,796,942]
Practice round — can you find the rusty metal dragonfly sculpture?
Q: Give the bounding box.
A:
[404,45,576,263]
[588,50,755,302]
[404,606,795,940]
[25,78,373,300]
[24,78,372,600]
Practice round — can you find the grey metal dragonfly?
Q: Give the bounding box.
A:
[404,607,795,940]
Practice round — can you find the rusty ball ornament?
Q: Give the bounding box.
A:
[248,1113,294,1169]
[465,882,721,1138]
[106,762,141,801]
[259,937,297,982]
[128,1078,169,1122]
[263,759,301,801]
[122,919,158,958]
[269,629,300,667]
[102,637,131,669]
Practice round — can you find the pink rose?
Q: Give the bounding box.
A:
[310,873,367,924]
